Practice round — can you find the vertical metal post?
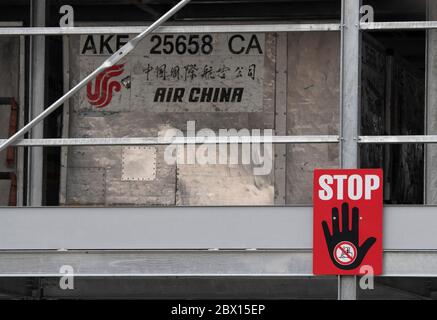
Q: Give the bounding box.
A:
[59,35,70,205]
[274,33,288,205]
[17,34,26,206]
[28,0,46,206]
[339,0,361,300]
[426,0,437,205]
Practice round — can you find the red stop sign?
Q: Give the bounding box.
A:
[313,169,383,275]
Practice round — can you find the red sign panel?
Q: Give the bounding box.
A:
[313,169,383,275]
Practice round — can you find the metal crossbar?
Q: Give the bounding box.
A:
[360,21,437,30]
[0,23,341,35]
[14,135,437,147]
[359,136,437,144]
[0,136,340,147]
[3,21,437,37]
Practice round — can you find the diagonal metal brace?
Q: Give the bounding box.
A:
[0,0,191,153]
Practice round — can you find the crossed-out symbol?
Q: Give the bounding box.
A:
[334,241,357,266]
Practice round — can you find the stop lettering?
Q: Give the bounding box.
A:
[318,174,380,201]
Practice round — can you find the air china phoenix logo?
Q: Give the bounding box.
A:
[86,64,125,108]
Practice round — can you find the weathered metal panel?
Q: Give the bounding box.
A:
[121,146,156,181]
[176,160,274,206]
[65,29,276,206]
[66,167,106,205]
[286,32,341,204]
[168,31,275,205]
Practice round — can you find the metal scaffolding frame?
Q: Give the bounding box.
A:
[0,136,340,146]
[28,0,45,207]
[0,0,436,300]
[0,23,342,35]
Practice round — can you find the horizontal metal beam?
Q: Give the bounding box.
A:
[0,251,315,277]
[361,21,437,30]
[0,250,434,278]
[4,21,437,35]
[5,21,437,35]
[0,136,340,147]
[0,206,435,251]
[359,136,437,144]
[0,206,435,277]
[0,24,341,36]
